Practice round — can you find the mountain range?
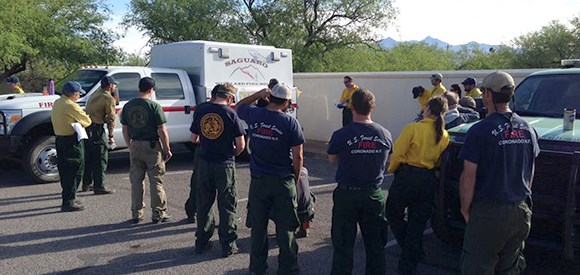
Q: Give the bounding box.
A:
[379,36,498,52]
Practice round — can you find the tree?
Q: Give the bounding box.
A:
[124,0,397,72]
[0,0,120,84]
[510,17,580,68]
[123,0,249,46]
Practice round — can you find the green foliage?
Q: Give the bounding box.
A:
[509,17,579,68]
[124,0,397,72]
[0,0,120,86]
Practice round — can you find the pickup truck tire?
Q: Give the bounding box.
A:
[24,136,60,183]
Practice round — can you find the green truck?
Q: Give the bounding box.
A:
[433,62,580,259]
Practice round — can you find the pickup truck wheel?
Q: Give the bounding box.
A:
[24,136,60,183]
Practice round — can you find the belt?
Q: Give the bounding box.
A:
[337,185,379,191]
[399,164,433,172]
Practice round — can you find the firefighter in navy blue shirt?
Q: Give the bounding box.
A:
[459,71,539,274]
[327,88,393,275]
[191,83,245,257]
[236,83,304,275]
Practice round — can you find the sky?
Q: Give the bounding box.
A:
[108,0,580,54]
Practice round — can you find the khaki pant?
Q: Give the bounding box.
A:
[129,140,168,220]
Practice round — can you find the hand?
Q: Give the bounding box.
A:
[108,137,115,144]
[164,150,173,163]
[336,102,345,109]
[259,88,271,99]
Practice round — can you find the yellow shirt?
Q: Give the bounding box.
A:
[51,96,92,136]
[418,83,447,111]
[339,84,360,109]
[388,118,450,173]
[86,89,116,131]
[464,87,482,99]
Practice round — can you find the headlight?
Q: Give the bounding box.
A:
[0,110,23,135]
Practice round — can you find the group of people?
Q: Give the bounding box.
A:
[331,71,538,275]
[49,69,538,275]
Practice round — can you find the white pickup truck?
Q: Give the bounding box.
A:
[0,41,296,183]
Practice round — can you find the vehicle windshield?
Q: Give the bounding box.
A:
[514,73,580,118]
[55,70,107,98]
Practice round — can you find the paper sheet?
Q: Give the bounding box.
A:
[71,122,88,141]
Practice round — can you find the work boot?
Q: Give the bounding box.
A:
[94,188,116,195]
[61,202,85,212]
[81,185,93,192]
[152,213,172,224]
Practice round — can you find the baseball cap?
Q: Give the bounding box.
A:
[461,77,476,85]
[101,76,119,87]
[6,75,20,84]
[270,83,292,100]
[213,83,236,98]
[62,81,85,96]
[429,73,443,81]
[268,78,279,89]
[481,71,515,93]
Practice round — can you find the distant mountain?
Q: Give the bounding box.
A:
[379,36,498,52]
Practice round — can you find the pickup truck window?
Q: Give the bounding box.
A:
[56,70,107,97]
[514,74,580,118]
[151,73,185,100]
[113,73,141,102]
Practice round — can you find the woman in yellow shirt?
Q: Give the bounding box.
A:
[385,96,450,274]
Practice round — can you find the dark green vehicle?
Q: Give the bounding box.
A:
[432,64,580,259]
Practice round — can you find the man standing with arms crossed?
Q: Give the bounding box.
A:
[459,71,539,274]
[327,88,393,274]
[191,83,245,257]
[121,77,172,224]
[82,76,117,194]
[236,83,304,275]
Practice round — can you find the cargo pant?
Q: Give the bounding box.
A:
[56,135,85,206]
[385,165,437,274]
[184,147,201,220]
[461,200,531,275]
[195,158,238,251]
[82,124,108,190]
[342,108,353,127]
[248,174,300,275]
[129,140,168,220]
[331,186,388,275]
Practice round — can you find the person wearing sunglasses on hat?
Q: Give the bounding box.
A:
[337,76,359,127]
[459,71,539,274]
[191,83,245,257]
[416,73,447,113]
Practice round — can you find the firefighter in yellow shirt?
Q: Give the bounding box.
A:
[461,77,482,98]
[337,76,359,126]
[417,73,447,112]
[51,81,92,212]
[385,96,450,274]
[6,76,25,94]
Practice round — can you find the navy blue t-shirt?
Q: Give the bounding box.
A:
[237,105,305,176]
[459,112,540,202]
[191,103,244,163]
[327,122,393,187]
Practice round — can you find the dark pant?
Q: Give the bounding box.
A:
[82,124,108,190]
[195,158,238,251]
[342,108,353,127]
[461,200,531,275]
[185,147,202,219]
[385,166,436,274]
[248,175,300,275]
[331,187,388,275]
[56,135,85,206]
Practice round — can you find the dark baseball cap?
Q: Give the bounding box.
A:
[6,75,20,84]
[101,76,119,87]
[62,81,85,96]
[461,77,476,85]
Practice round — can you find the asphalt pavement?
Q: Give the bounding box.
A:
[0,142,578,274]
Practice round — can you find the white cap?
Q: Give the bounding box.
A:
[270,83,292,100]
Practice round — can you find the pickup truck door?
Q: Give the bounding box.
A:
[150,72,195,143]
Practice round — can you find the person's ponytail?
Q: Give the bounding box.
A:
[426,97,449,144]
